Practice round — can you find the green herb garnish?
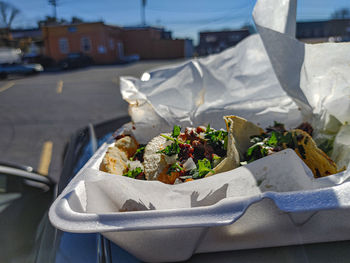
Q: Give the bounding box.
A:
[157,142,180,156]
[157,125,183,156]
[130,145,145,161]
[191,158,214,179]
[246,143,269,163]
[123,167,143,178]
[167,162,183,175]
[172,125,181,138]
[204,125,228,150]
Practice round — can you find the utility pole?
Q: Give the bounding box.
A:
[141,0,146,26]
[48,0,57,21]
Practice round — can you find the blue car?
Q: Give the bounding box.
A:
[0,63,44,79]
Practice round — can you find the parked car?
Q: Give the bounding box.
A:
[118,54,140,64]
[0,63,44,79]
[58,52,93,70]
[23,55,55,70]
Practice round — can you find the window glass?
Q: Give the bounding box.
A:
[109,39,114,50]
[59,38,69,54]
[81,37,92,52]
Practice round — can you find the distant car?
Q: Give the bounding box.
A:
[0,63,44,79]
[118,54,140,64]
[58,53,93,70]
[23,55,55,70]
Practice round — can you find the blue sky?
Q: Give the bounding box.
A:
[10,0,350,44]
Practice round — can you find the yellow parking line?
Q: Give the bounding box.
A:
[38,141,53,176]
[57,80,63,94]
[112,77,119,85]
[0,81,15,93]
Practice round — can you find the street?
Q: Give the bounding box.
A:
[0,60,184,183]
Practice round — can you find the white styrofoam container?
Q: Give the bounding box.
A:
[49,140,350,262]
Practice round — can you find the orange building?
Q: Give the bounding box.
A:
[42,22,123,64]
[42,22,193,64]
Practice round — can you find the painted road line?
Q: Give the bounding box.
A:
[38,141,53,176]
[0,81,15,93]
[57,80,63,94]
[112,77,119,85]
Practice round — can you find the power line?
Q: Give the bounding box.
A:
[155,5,252,26]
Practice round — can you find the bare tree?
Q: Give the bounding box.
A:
[331,8,350,19]
[0,1,20,29]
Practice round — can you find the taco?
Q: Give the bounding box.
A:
[228,116,339,178]
[99,121,240,184]
[100,116,340,182]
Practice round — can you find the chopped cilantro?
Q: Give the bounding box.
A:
[123,167,143,178]
[172,125,181,138]
[158,125,184,156]
[204,126,228,151]
[161,134,177,142]
[167,162,183,175]
[206,124,211,133]
[191,158,214,179]
[130,145,145,161]
[245,122,318,163]
[157,142,180,156]
[267,132,278,146]
[246,143,269,163]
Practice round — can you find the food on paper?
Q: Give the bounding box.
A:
[99,115,341,183]
[99,136,139,176]
[99,117,240,184]
[229,116,340,178]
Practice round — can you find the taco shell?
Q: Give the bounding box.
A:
[223,116,264,159]
[227,116,339,178]
[290,129,338,177]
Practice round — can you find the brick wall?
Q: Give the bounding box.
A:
[123,28,186,59]
[43,22,123,64]
[43,23,192,63]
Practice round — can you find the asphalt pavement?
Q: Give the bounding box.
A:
[0,60,185,183]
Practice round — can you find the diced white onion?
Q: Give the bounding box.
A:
[164,154,178,164]
[198,132,205,140]
[183,157,196,171]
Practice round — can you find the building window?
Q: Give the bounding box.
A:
[98,45,107,54]
[68,26,77,33]
[81,37,92,52]
[109,39,114,50]
[205,35,217,43]
[59,38,69,54]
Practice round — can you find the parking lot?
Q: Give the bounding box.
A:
[0,60,184,182]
